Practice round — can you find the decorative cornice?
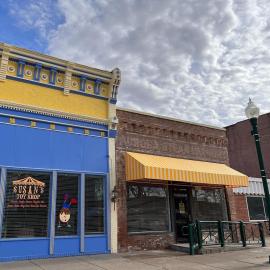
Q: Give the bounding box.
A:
[119,120,228,147]
[64,68,72,95]
[109,68,121,102]
[0,48,9,81]
[0,43,121,127]
[6,75,109,101]
[0,43,121,102]
[0,100,109,126]
[0,42,113,82]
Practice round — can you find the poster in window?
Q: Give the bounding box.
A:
[2,171,50,238]
[8,176,47,209]
[179,201,186,214]
[55,174,78,236]
[57,193,77,228]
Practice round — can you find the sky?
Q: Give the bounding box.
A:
[0,0,270,127]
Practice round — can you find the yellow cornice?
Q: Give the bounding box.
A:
[0,42,113,81]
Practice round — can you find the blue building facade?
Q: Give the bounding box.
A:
[0,43,121,261]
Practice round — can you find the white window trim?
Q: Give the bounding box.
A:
[246,195,267,222]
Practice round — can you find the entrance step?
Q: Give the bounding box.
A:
[169,243,190,253]
[169,243,263,255]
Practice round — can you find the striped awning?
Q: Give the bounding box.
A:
[125,152,248,187]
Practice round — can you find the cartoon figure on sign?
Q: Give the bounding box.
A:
[58,193,77,228]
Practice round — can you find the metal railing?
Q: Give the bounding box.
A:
[188,220,265,255]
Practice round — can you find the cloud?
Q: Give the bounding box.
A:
[8,0,270,127]
[7,0,62,41]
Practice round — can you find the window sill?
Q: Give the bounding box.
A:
[0,237,49,241]
[249,220,268,222]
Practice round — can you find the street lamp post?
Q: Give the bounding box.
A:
[245,98,270,231]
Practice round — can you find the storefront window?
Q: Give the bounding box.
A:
[191,188,228,221]
[55,174,79,236]
[247,196,266,220]
[2,171,51,238]
[127,184,169,233]
[85,176,104,234]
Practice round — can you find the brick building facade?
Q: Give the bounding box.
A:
[226,113,270,224]
[115,108,246,251]
[227,113,270,178]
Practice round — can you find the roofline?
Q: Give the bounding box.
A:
[0,42,114,79]
[117,107,225,131]
[225,112,270,129]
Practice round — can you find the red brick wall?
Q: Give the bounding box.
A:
[126,233,175,251]
[116,109,230,251]
[226,114,270,233]
[226,113,270,177]
[226,189,249,222]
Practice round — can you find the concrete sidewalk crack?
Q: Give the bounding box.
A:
[29,260,47,270]
[133,259,163,268]
[79,260,110,270]
[237,259,267,266]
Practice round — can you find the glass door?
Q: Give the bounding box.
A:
[173,186,190,242]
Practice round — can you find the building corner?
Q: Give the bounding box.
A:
[108,68,121,253]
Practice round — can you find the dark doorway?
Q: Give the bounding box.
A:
[172,186,191,242]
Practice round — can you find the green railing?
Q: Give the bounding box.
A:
[188,220,265,255]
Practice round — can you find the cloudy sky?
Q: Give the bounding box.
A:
[1,0,270,127]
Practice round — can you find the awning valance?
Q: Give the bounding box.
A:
[125,152,248,187]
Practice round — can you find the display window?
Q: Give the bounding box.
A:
[247,196,267,221]
[127,184,169,233]
[1,171,51,238]
[85,176,104,234]
[191,188,228,221]
[55,174,79,236]
[1,172,107,239]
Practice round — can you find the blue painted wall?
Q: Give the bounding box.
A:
[0,107,108,130]
[0,239,50,261]
[0,123,108,173]
[0,108,110,261]
[54,238,81,256]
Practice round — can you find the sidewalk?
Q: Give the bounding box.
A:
[0,246,270,270]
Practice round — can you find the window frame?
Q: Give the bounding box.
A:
[191,187,228,221]
[0,169,109,240]
[246,195,267,222]
[55,173,80,237]
[84,175,106,235]
[126,183,171,235]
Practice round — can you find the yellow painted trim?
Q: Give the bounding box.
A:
[9,117,15,124]
[50,123,56,130]
[0,100,108,125]
[67,127,73,133]
[0,79,108,120]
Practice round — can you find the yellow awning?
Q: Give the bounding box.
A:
[125,152,248,187]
